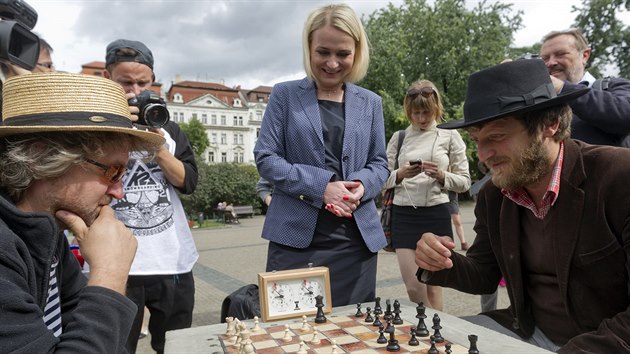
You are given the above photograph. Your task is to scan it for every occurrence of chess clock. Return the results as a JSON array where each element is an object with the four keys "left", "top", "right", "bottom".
[{"left": 258, "top": 266, "right": 332, "bottom": 322}]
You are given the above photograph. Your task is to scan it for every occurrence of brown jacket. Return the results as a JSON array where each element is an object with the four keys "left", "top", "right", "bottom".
[{"left": 419, "top": 139, "right": 630, "bottom": 353}]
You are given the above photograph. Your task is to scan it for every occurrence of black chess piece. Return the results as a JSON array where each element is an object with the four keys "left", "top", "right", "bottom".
[
  {"left": 408, "top": 330, "right": 419, "bottom": 346},
  {"left": 294, "top": 301, "right": 300, "bottom": 311},
  {"left": 355, "top": 303, "right": 363, "bottom": 317},
  {"left": 468, "top": 334, "right": 479, "bottom": 354},
  {"left": 377, "top": 325, "right": 387, "bottom": 344},
  {"left": 392, "top": 299, "right": 403, "bottom": 325},
  {"left": 385, "top": 319, "right": 393, "bottom": 333},
  {"left": 432, "top": 313, "right": 444, "bottom": 343},
  {"left": 415, "top": 302, "right": 429, "bottom": 337},
  {"left": 385, "top": 325, "right": 400, "bottom": 352},
  {"left": 364, "top": 307, "right": 373, "bottom": 322},
  {"left": 372, "top": 312, "right": 382, "bottom": 327},
  {"left": 428, "top": 335, "right": 439, "bottom": 354},
  {"left": 314, "top": 295, "right": 327, "bottom": 323},
  {"left": 445, "top": 343, "right": 452, "bottom": 354},
  {"left": 374, "top": 297, "right": 383, "bottom": 316},
  {"left": 384, "top": 299, "right": 392, "bottom": 321}
]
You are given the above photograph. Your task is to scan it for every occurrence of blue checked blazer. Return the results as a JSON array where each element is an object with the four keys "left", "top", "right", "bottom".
[{"left": 254, "top": 77, "right": 389, "bottom": 252}]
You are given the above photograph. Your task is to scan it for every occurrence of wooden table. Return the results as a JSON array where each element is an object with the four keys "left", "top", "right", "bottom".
[{"left": 165, "top": 299, "right": 552, "bottom": 353}]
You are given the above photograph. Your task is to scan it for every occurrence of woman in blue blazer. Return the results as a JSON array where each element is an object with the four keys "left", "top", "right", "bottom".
[{"left": 253, "top": 3, "right": 389, "bottom": 307}]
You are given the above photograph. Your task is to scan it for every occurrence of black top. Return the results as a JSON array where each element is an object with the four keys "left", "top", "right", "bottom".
[{"left": 319, "top": 100, "right": 345, "bottom": 178}]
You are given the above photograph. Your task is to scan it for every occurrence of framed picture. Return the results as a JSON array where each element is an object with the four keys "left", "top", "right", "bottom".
[{"left": 258, "top": 266, "right": 332, "bottom": 322}]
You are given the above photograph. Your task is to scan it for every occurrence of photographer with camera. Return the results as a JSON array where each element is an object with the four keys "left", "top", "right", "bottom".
[
  {"left": 103, "top": 39, "right": 199, "bottom": 354},
  {"left": 539, "top": 28, "right": 630, "bottom": 147}
]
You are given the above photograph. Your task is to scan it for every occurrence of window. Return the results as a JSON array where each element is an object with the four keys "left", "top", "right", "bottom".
[
  {"left": 221, "top": 133, "right": 227, "bottom": 145},
  {"left": 233, "top": 116, "right": 238, "bottom": 126},
  {"left": 238, "top": 116, "right": 243, "bottom": 126},
  {"left": 211, "top": 114, "right": 217, "bottom": 125},
  {"left": 233, "top": 152, "right": 243, "bottom": 163},
  {"left": 233, "top": 134, "right": 239, "bottom": 144},
  {"left": 238, "top": 134, "right": 243, "bottom": 145},
  {"left": 208, "top": 151, "right": 215, "bottom": 163},
  {"left": 179, "top": 112, "right": 185, "bottom": 121},
  {"left": 211, "top": 132, "right": 217, "bottom": 144},
  {"left": 202, "top": 114, "right": 208, "bottom": 124},
  {"left": 256, "top": 111, "right": 263, "bottom": 120},
  {"left": 173, "top": 93, "right": 183, "bottom": 103},
  {"left": 192, "top": 113, "right": 198, "bottom": 121},
  {"left": 221, "top": 115, "right": 226, "bottom": 125},
  {"left": 256, "top": 128, "right": 260, "bottom": 139},
  {"left": 221, "top": 152, "right": 227, "bottom": 163}
]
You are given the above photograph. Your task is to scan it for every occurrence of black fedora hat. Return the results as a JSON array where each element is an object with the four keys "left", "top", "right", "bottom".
[{"left": 438, "top": 59, "right": 589, "bottom": 129}]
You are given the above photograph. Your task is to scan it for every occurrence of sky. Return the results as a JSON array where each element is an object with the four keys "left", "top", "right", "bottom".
[{"left": 23, "top": 0, "right": 628, "bottom": 90}]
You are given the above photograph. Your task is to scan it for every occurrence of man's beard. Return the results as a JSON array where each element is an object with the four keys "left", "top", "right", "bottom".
[{"left": 490, "top": 135, "right": 552, "bottom": 190}]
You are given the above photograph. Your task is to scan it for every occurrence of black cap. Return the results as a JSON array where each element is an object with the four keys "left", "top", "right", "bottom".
[{"left": 105, "top": 39, "right": 154, "bottom": 69}]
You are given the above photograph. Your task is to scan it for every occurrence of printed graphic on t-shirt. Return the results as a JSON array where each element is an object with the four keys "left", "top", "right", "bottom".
[{"left": 112, "top": 161, "right": 175, "bottom": 236}]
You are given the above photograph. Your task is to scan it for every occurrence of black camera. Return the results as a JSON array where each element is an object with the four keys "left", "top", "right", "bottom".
[
  {"left": 128, "top": 90, "right": 170, "bottom": 128},
  {"left": 0, "top": 0, "right": 39, "bottom": 70},
  {"left": 516, "top": 52, "right": 541, "bottom": 60},
  {"left": 409, "top": 159, "right": 423, "bottom": 166}
]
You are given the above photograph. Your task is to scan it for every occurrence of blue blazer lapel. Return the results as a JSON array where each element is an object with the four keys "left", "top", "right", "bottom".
[{"left": 297, "top": 78, "right": 324, "bottom": 145}]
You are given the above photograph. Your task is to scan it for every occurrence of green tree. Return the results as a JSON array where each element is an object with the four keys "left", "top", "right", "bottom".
[
  {"left": 179, "top": 117, "right": 209, "bottom": 157},
  {"left": 363, "top": 0, "right": 523, "bottom": 140},
  {"left": 179, "top": 162, "right": 261, "bottom": 217},
  {"left": 573, "top": 0, "right": 630, "bottom": 78}
]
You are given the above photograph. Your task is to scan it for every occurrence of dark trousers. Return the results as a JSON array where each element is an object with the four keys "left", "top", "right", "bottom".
[{"left": 125, "top": 272, "right": 195, "bottom": 354}]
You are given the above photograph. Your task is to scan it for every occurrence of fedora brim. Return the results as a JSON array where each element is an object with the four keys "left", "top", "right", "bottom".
[
  {"left": 438, "top": 87, "right": 590, "bottom": 129},
  {"left": 0, "top": 125, "right": 165, "bottom": 148}
]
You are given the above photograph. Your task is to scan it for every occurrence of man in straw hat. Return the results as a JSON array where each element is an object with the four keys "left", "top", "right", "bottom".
[
  {"left": 104, "top": 39, "right": 198, "bottom": 354},
  {"left": 0, "top": 72, "right": 164, "bottom": 352},
  {"left": 415, "top": 59, "right": 630, "bottom": 353}
]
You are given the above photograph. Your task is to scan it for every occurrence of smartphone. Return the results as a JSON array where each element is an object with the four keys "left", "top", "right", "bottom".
[{"left": 409, "top": 159, "right": 422, "bottom": 166}]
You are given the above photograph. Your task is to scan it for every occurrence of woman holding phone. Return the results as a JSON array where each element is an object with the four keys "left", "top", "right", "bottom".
[{"left": 383, "top": 79, "right": 470, "bottom": 310}]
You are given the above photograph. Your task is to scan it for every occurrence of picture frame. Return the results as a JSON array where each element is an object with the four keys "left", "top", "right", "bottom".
[{"left": 257, "top": 266, "right": 332, "bottom": 322}]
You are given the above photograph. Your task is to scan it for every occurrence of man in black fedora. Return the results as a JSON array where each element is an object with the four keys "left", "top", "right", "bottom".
[
  {"left": 415, "top": 59, "right": 630, "bottom": 353},
  {"left": 0, "top": 73, "right": 164, "bottom": 352}
]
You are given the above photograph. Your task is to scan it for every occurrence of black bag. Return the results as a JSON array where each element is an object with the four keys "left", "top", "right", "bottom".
[
  {"left": 381, "top": 130, "right": 406, "bottom": 252},
  {"left": 220, "top": 284, "right": 261, "bottom": 322}
]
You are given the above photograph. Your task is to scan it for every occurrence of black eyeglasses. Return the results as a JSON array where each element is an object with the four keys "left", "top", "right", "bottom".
[
  {"left": 84, "top": 159, "right": 126, "bottom": 184},
  {"left": 406, "top": 87, "right": 436, "bottom": 99},
  {"left": 36, "top": 62, "right": 54, "bottom": 69}
]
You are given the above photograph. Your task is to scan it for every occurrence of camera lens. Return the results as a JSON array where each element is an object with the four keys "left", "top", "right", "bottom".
[{"left": 142, "top": 104, "right": 170, "bottom": 128}]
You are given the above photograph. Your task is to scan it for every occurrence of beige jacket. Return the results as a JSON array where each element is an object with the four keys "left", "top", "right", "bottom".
[{"left": 384, "top": 122, "right": 470, "bottom": 207}]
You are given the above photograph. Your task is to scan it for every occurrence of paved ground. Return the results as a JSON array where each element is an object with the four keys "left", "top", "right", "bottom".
[{"left": 138, "top": 200, "right": 509, "bottom": 353}]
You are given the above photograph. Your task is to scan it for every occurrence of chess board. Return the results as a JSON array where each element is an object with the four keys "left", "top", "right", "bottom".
[{"left": 219, "top": 313, "right": 471, "bottom": 353}]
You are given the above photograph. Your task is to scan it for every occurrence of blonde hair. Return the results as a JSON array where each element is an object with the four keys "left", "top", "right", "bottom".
[
  {"left": 542, "top": 28, "right": 589, "bottom": 52},
  {"left": 302, "top": 3, "right": 370, "bottom": 83},
  {"left": 403, "top": 80, "right": 444, "bottom": 122}
]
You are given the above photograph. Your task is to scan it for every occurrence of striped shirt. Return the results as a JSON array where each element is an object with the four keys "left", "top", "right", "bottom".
[
  {"left": 43, "top": 255, "right": 62, "bottom": 337},
  {"left": 502, "top": 142, "right": 564, "bottom": 219}
]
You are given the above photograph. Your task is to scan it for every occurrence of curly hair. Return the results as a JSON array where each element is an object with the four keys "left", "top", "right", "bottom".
[{"left": 0, "top": 132, "right": 155, "bottom": 202}]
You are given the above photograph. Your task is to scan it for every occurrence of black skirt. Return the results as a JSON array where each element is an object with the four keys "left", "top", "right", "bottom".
[
  {"left": 266, "top": 209, "right": 377, "bottom": 307},
  {"left": 391, "top": 203, "right": 453, "bottom": 249}
]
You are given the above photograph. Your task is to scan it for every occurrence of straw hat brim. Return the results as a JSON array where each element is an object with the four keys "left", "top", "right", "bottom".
[{"left": 0, "top": 125, "right": 165, "bottom": 147}]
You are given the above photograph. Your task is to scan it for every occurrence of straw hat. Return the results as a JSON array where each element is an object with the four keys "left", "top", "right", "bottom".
[
  {"left": 0, "top": 72, "right": 164, "bottom": 148},
  {"left": 438, "top": 59, "right": 589, "bottom": 129}
]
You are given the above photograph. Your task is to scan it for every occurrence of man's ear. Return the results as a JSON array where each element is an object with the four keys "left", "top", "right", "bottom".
[
  {"left": 543, "top": 118, "right": 561, "bottom": 139},
  {"left": 103, "top": 70, "right": 111, "bottom": 79},
  {"left": 581, "top": 47, "right": 591, "bottom": 66}
]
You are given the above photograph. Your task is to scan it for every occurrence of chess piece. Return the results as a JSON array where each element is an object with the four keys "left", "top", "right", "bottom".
[
  {"left": 372, "top": 312, "right": 382, "bottom": 327},
  {"left": 364, "top": 307, "right": 373, "bottom": 322},
  {"left": 384, "top": 298, "right": 392, "bottom": 321},
  {"left": 252, "top": 316, "right": 261, "bottom": 332},
  {"left": 242, "top": 339, "right": 255, "bottom": 354},
  {"left": 294, "top": 301, "right": 300, "bottom": 311},
  {"left": 432, "top": 314, "right": 444, "bottom": 343},
  {"left": 445, "top": 343, "right": 452, "bottom": 354},
  {"left": 385, "top": 324, "right": 400, "bottom": 352},
  {"left": 225, "top": 316, "right": 236, "bottom": 336},
  {"left": 314, "top": 295, "right": 327, "bottom": 323},
  {"left": 374, "top": 297, "right": 383, "bottom": 316},
  {"left": 468, "top": 334, "right": 479, "bottom": 354},
  {"left": 330, "top": 339, "right": 339, "bottom": 354},
  {"left": 428, "top": 335, "right": 439, "bottom": 354},
  {"left": 297, "top": 340, "right": 308, "bottom": 354},
  {"left": 301, "top": 315, "right": 310, "bottom": 332},
  {"left": 415, "top": 303, "right": 429, "bottom": 337},
  {"left": 377, "top": 325, "right": 387, "bottom": 344},
  {"left": 408, "top": 329, "right": 419, "bottom": 346},
  {"left": 392, "top": 299, "right": 403, "bottom": 325},
  {"left": 311, "top": 328, "right": 321, "bottom": 344},
  {"left": 385, "top": 319, "right": 393, "bottom": 333},
  {"left": 283, "top": 324, "right": 292, "bottom": 342},
  {"left": 355, "top": 303, "right": 363, "bottom": 317}
]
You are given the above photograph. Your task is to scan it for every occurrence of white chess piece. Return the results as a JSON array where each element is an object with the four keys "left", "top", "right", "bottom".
[
  {"left": 297, "top": 340, "right": 308, "bottom": 354},
  {"left": 225, "top": 316, "right": 236, "bottom": 336},
  {"left": 330, "top": 339, "right": 339, "bottom": 354},
  {"left": 282, "top": 324, "right": 292, "bottom": 342},
  {"left": 252, "top": 316, "right": 261, "bottom": 332},
  {"left": 310, "top": 327, "right": 320, "bottom": 344},
  {"left": 242, "top": 339, "right": 255, "bottom": 354},
  {"left": 300, "top": 315, "right": 310, "bottom": 332}
]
